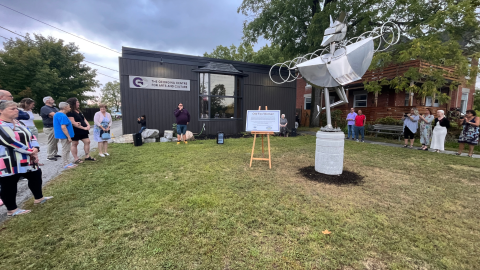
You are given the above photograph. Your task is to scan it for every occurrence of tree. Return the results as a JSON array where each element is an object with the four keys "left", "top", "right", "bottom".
[
  {"left": 100, "top": 81, "right": 121, "bottom": 111},
  {"left": 204, "top": 43, "right": 285, "bottom": 65},
  {"left": 238, "top": 0, "right": 480, "bottom": 125},
  {"left": 0, "top": 34, "right": 99, "bottom": 112},
  {"left": 474, "top": 88, "right": 480, "bottom": 111}
]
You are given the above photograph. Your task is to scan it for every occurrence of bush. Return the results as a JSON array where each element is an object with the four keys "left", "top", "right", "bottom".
[
  {"left": 319, "top": 109, "right": 347, "bottom": 129},
  {"left": 375, "top": 116, "right": 403, "bottom": 126}
]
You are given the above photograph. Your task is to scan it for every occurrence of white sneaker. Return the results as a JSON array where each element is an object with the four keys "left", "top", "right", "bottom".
[
  {"left": 104, "top": 153, "right": 110, "bottom": 156},
  {"left": 356, "top": 139, "right": 359, "bottom": 142},
  {"left": 99, "top": 154, "right": 105, "bottom": 157}
]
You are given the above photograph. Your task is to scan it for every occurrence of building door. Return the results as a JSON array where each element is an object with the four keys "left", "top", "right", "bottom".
[{"left": 460, "top": 92, "right": 469, "bottom": 113}]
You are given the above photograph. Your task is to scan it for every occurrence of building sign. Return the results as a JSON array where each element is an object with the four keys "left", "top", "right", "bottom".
[
  {"left": 129, "top": 76, "right": 190, "bottom": 91},
  {"left": 246, "top": 110, "right": 281, "bottom": 132}
]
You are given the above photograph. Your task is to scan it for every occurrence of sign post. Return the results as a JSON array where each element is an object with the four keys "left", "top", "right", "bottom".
[{"left": 246, "top": 107, "right": 280, "bottom": 169}]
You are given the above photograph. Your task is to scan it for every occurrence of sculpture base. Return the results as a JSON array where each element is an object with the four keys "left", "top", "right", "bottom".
[{"left": 315, "top": 131, "right": 344, "bottom": 175}]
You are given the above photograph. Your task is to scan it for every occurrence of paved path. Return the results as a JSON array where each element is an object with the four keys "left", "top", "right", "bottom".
[
  {"left": 0, "top": 121, "right": 123, "bottom": 222},
  {"left": 299, "top": 131, "right": 480, "bottom": 158}
]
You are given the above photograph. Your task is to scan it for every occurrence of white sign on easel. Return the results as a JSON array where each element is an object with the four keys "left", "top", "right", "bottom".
[{"left": 246, "top": 110, "right": 281, "bottom": 132}]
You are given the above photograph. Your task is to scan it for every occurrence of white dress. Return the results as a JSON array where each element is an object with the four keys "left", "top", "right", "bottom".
[{"left": 430, "top": 120, "right": 447, "bottom": 151}]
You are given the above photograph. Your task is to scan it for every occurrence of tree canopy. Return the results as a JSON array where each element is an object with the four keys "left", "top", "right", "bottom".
[
  {"left": 0, "top": 34, "right": 99, "bottom": 112},
  {"left": 204, "top": 43, "right": 285, "bottom": 65},
  {"left": 100, "top": 81, "right": 121, "bottom": 112}
]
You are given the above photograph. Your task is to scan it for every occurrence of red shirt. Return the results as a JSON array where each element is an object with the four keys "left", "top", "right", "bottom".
[{"left": 355, "top": 114, "right": 366, "bottom": 127}]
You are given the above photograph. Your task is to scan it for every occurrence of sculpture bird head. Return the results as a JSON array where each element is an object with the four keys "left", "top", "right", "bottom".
[{"left": 321, "top": 11, "right": 347, "bottom": 46}]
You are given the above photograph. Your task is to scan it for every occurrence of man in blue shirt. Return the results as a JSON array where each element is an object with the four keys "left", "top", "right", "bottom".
[
  {"left": 54, "top": 102, "right": 76, "bottom": 169},
  {"left": 346, "top": 108, "right": 357, "bottom": 140}
]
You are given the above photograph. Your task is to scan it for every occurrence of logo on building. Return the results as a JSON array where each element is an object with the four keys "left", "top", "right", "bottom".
[{"left": 132, "top": 77, "right": 149, "bottom": 88}]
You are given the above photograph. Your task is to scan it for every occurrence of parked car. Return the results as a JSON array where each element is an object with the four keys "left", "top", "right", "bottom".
[{"left": 112, "top": 110, "right": 122, "bottom": 119}]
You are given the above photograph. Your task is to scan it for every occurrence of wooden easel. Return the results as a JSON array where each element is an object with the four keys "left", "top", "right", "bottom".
[{"left": 249, "top": 106, "right": 274, "bottom": 169}]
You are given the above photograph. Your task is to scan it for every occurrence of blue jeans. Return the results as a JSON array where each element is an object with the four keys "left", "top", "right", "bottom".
[
  {"left": 139, "top": 126, "right": 146, "bottom": 134},
  {"left": 354, "top": 126, "right": 365, "bottom": 140},
  {"left": 176, "top": 124, "right": 187, "bottom": 135},
  {"left": 347, "top": 125, "right": 354, "bottom": 139}
]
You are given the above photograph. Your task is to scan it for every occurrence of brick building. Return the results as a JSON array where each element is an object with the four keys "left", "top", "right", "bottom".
[{"left": 296, "top": 60, "right": 477, "bottom": 125}]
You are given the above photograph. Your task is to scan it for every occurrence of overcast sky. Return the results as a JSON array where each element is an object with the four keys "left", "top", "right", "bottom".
[{"left": 0, "top": 0, "right": 267, "bottom": 97}]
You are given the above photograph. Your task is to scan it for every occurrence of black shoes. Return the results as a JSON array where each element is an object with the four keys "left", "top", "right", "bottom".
[
  {"left": 47, "top": 157, "right": 57, "bottom": 161},
  {"left": 54, "top": 155, "right": 62, "bottom": 158}
]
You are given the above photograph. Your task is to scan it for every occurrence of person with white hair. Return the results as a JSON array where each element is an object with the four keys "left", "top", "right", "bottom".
[
  {"left": 53, "top": 102, "right": 76, "bottom": 169},
  {"left": 40, "top": 96, "right": 61, "bottom": 161},
  {"left": 430, "top": 110, "right": 450, "bottom": 153},
  {"left": 0, "top": 89, "right": 30, "bottom": 120},
  {"left": 280, "top": 114, "right": 288, "bottom": 137}
]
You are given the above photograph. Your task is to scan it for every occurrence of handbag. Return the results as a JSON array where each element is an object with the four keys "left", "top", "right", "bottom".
[{"left": 100, "top": 130, "right": 111, "bottom": 140}]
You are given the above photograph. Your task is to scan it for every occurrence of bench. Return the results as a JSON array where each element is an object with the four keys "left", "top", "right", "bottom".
[{"left": 369, "top": 124, "right": 404, "bottom": 140}]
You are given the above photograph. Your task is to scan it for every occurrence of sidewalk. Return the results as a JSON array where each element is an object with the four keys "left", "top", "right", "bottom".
[
  {"left": 0, "top": 121, "right": 123, "bottom": 222},
  {"left": 299, "top": 131, "right": 480, "bottom": 158}
]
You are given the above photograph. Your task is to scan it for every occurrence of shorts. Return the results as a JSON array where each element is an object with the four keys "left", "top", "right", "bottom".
[
  {"left": 404, "top": 127, "right": 415, "bottom": 139},
  {"left": 176, "top": 124, "right": 187, "bottom": 135},
  {"left": 72, "top": 132, "right": 89, "bottom": 141}
]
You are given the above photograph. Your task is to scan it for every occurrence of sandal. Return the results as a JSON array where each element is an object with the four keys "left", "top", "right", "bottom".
[
  {"left": 455, "top": 152, "right": 461, "bottom": 156},
  {"left": 34, "top": 196, "right": 53, "bottom": 205},
  {"left": 467, "top": 154, "right": 473, "bottom": 158},
  {"left": 74, "top": 159, "right": 84, "bottom": 164},
  {"left": 403, "top": 145, "right": 408, "bottom": 148},
  {"left": 7, "top": 208, "right": 31, "bottom": 217},
  {"left": 84, "top": 156, "right": 96, "bottom": 161},
  {"left": 64, "top": 163, "right": 77, "bottom": 169}
]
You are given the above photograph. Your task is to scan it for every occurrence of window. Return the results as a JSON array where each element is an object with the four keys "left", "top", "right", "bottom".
[
  {"left": 460, "top": 92, "right": 469, "bottom": 114},
  {"left": 199, "top": 73, "right": 242, "bottom": 119},
  {"left": 305, "top": 97, "right": 311, "bottom": 110},
  {"left": 354, "top": 94, "right": 367, "bottom": 107},
  {"left": 425, "top": 96, "right": 432, "bottom": 107},
  {"left": 404, "top": 94, "right": 410, "bottom": 106}
]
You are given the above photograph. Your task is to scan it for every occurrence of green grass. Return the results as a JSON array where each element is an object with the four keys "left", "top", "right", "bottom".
[
  {"left": 34, "top": 120, "right": 95, "bottom": 134},
  {"left": 0, "top": 136, "right": 479, "bottom": 269}
]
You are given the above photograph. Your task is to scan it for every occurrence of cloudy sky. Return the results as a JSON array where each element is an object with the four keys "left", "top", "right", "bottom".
[{"left": 0, "top": 0, "right": 267, "bottom": 96}]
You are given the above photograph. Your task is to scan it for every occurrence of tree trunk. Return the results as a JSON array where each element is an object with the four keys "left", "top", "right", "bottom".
[{"left": 310, "top": 86, "right": 322, "bottom": 127}]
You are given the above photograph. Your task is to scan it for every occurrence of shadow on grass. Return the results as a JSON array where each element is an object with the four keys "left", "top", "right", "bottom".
[{"left": 298, "top": 166, "right": 364, "bottom": 186}]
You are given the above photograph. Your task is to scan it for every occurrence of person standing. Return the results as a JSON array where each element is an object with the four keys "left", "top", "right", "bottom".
[
  {"left": 418, "top": 108, "right": 435, "bottom": 151},
  {"left": 346, "top": 108, "right": 357, "bottom": 140},
  {"left": 66, "top": 98, "right": 96, "bottom": 164},
  {"left": 54, "top": 102, "right": 76, "bottom": 169},
  {"left": 19, "top": 98, "right": 44, "bottom": 166},
  {"left": 456, "top": 110, "right": 479, "bottom": 157},
  {"left": 174, "top": 103, "right": 190, "bottom": 145},
  {"left": 430, "top": 110, "right": 450, "bottom": 153},
  {"left": 280, "top": 114, "right": 288, "bottom": 137},
  {"left": 93, "top": 104, "right": 112, "bottom": 157},
  {"left": 0, "top": 90, "right": 29, "bottom": 120},
  {"left": 137, "top": 115, "right": 147, "bottom": 134},
  {"left": 40, "top": 96, "right": 61, "bottom": 161},
  {"left": 0, "top": 100, "right": 53, "bottom": 217},
  {"left": 402, "top": 108, "right": 420, "bottom": 148},
  {"left": 354, "top": 110, "right": 366, "bottom": 142}
]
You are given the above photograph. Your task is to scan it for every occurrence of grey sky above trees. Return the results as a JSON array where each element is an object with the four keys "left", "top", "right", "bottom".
[{"left": 0, "top": 0, "right": 267, "bottom": 95}]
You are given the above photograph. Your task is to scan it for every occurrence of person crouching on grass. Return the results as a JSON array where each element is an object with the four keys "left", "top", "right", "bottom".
[
  {"left": 54, "top": 102, "right": 76, "bottom": 169},
  {"left": 174, "top": 103, "right": 190, "bottom": 144},
  {"left": 0, "top": 100, "right": 53, "bottom": 217}
]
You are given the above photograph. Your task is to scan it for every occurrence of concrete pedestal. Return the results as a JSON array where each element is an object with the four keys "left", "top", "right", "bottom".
[{"left": 315, "top": 131, "right": 344, "bottom": 175}]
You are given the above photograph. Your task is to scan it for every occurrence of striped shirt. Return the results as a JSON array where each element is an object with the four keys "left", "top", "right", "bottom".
[{"left": 0, "top": 120, "right": 40, "bottom": 176}]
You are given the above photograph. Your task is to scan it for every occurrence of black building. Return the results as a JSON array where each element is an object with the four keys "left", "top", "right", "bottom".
[{"left": 119, "top": 47, "right": 296, "bottom": 135}]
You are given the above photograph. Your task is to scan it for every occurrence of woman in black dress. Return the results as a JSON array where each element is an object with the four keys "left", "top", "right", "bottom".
[{"left": 66, "top": 98, "right": 96, "bottom": 163}]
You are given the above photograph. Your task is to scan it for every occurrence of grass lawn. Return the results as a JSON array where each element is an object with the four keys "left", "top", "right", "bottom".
[
  {"left": 34, "top": 120, "right": 95, "bottom": 134},
  {"left": 0, "top": 136, "right": 479, "bottom": 269}
]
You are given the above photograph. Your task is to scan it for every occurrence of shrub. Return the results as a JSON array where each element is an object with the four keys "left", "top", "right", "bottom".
[{"left": 375, "top": 116, "right": 403, "bottom": 126}]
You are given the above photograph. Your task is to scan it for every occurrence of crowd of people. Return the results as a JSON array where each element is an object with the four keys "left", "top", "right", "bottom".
[
  {"left": 0, "top": 89, "right": 113, "bottom": 216},
  {"left": 346, "top": 107, "right": 480, "bottom": 157}
]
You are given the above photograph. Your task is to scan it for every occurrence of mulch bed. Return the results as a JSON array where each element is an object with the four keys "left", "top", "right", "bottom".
[{"left": 298, "top": 166, "right": 364, "bottom": 186}]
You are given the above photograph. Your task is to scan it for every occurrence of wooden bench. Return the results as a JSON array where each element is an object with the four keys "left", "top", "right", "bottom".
[{"left": 370, "top": 124, "right": 404, "bottom": 140}]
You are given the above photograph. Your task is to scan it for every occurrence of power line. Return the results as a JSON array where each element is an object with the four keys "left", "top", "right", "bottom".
[
  {"left": 83, "top": 60, "right": 119, "bottom": 72},
  {"left": 0, "top": 25, "right": 119, "bottom": 74},
  {"left": 0, "top": 3, "right": 121, "bottom": 54},
  {"left": 96, "top": 72, "right": 118, "bottom": 80}
]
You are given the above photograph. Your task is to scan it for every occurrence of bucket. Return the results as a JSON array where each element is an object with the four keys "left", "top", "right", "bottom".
[{"left": 164, "top": 130, "right": 173, "bottom": 139}]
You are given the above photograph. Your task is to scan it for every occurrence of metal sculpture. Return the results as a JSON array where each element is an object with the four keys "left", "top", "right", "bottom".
[{"left": 270, "top": 12, "right": 400, "bottom": 131}]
